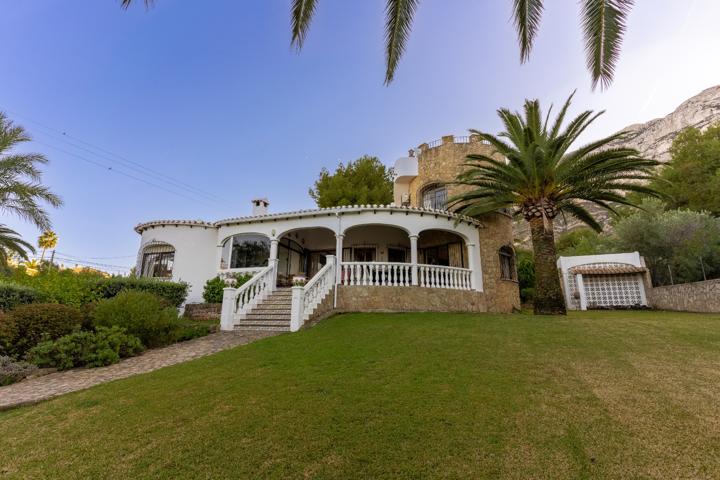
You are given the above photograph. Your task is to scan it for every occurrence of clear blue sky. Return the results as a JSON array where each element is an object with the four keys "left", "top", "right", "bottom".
[{"left": 1, "top": 0, "right": 718, "bottom": 272}]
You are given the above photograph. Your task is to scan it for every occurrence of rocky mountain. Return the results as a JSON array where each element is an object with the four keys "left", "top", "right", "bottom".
[
  {"left": 610, "top": 84, "right": 720, "bottom": 161},
  {"left": 513, "top": 85, "right": 720, "bottom": 245}
]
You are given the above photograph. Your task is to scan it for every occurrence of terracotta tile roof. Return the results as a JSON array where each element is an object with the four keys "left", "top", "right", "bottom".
[
  {"left": 135, "top": 204, "right": 488, "bottom": 234},
  {"left": 569, "top": 265, "right": 647, "bottom": 275}
]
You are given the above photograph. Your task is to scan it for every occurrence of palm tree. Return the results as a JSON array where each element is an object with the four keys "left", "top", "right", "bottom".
[
  {"left": 0, "top": 225, "right": 35, "bottom": 268},
  {"left": 0, "top": 112, "right": 63, "bottom": 231},
  {"left": 122, "top": 1, "right": 632, "bottom": 89},
  {"left": 38, "top": 230, "right": 58, "bottom": 261},
  {"left": 448, "top": 93, "right": 660, "bottom": 314}
]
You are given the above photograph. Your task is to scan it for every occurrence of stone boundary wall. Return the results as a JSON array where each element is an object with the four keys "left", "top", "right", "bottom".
[
  {"left": 184, "top": 303, "right": 222, "bottom": 320},
  {"left": 650, "top": 279, "right": 720, "bottom": 313},
  {"left": 335, "top": 285, "right": 496, "bottom": 313}
]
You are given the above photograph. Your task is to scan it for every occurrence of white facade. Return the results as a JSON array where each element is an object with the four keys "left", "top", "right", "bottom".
[
  {"left": 557, "top": 252, "right": 649, "bottom": 310},
  {"left": 136, "top": 204, "right": 487, "bottom": 305}
]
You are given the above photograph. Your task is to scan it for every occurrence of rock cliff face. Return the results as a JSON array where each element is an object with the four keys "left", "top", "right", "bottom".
[
  {"left": 513, "top": 85, "right": 720, "bottom": 245},
  {"left": 609, "top": 85, "right": 720, "bottom": 162}
]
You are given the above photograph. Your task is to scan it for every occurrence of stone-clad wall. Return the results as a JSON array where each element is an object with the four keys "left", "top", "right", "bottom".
[
  {"left": 650, "top": 279, "right": 720, "bottom": 313},
  {"left": 335, "top": 285, "right": 503, "bottom": 313},
  {"left": 184, "top": 303, "right": 221, "bottom": 320},
  {"left": 477, "top": 213, "right": 521, "bottom": 313},
  {"left": 409, "top": 135, "right": 496, "bottom": 207}
]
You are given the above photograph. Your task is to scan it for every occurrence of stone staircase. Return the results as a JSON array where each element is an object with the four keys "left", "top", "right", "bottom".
[{"left": 234, "top": 288, "right": 292, "bottom": 332}]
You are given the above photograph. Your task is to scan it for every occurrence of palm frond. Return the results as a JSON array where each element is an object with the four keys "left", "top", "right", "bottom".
[
  {"left": 580, "top": 0, "right": 634, "bottom": 90},
  {"left": 120, "top": 0, "right": 153, "bottom": 9},
  {"left": 0, "top": 224, "right": 35, "bottom": 266},
  {"left": 512, "top": 0, "right": 544, "bottom": 62},
  {"left": 290, "top": 0, "right": 319, "bottom": 50},
  {"left": 384, "top": 0, "right": 419, "bottom": 85}
]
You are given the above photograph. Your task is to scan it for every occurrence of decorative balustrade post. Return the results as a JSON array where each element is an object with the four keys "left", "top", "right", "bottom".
[
  {"left": 409, "top": 234, "right": 419, "bottom": 286},
  {"left": 290, "top": 286, "right": 304, "bottom": 332},
  {"left": 335, "top": 234, "right": 344, "bottom": 286},
  {"left": 220, "top": 287, "right": 237, "bottom": 331}
]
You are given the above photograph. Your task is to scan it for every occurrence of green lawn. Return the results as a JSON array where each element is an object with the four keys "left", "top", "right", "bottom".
[{"left": 2, "top": 311, "right": 720, "bottom": 479}]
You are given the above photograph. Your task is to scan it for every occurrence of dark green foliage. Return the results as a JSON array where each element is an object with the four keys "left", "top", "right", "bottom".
[
  {"left": 0, "top": 282, "right": 43, "bottom": 311},
  {"left": 92, "top": 277, "right": 189, "bottom": 308},
  {"left": 0, "top": 355, "right": 38, "bottom": 386},
  {"left": 309, "top": 155, "right": 394, "bottom": 208},
  {"left": 202, "top": 277, "right": 226, "bottom": 304},
  {"left": 27, "top": 326, "right": 143, "bottom": 370},
  {"left": 651, "top": 123, "right": 720, "bottom": 216},
  {"left": 612, "top": 199, "right": 720, "bottom": 286},
  {"left": 5, "top": 303, "right": 83, "bottom": 358},
  {"left": 555, "top": 228, "right": 615, "bottom": 257},
  {"left": 91, "top": 291, "right": 181, "bottom": 348},
  {"left": 173, "top": 320, "right": 213, "bottom": 343},
  {"left": 516, "top": 249, "right": 535, "bottom": 304}
]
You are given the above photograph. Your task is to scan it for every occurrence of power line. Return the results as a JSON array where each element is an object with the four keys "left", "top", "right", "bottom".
[
  {"left": 55, "top": 251, "right": 136, "bottom": 260},
  {"left": 35, "top": 140, "right": 219, "bottom": 207},
  {"left": 2, "top": 108, "right": 230, "bottom": 204}
]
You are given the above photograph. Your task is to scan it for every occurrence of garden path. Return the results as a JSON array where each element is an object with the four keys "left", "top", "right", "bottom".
[{"left": 0, "top": 330, "right": 278, "bottom": 410}]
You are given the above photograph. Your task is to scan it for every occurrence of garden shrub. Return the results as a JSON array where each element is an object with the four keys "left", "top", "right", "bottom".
[
  {"left": 8, "top": 268, "right": 102, "bottom": 307},
  {"left": 27, "top": 326, "right": 143, "bottom": 370},
  {"left": 91, "top": 291, "right": 181, "bottom": 348},
  {"left": 174, "top": 319, "right": 213, "bottom": 342},
  {"left": 0, "top": 355, "right": 38, "bottom": 386},
  {"left": 0, "top": 312, "right": 18, "bottom": 357},
  {"left": 0, "top": 282, "right": 44, "bottom": 311},
  {"left": 92, "top": 277, "right": 189, "bottom": 308},
  {"left": 202, "top": 277, "right": 226, "bottom": 303},
  {"left": 7, "top": 304, "right": 84, "bottom": 358}
]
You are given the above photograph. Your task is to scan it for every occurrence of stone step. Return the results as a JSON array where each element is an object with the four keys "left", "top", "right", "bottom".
[
  {"left": 245, "top": 313, "right": 291, "bottom": 320},
  {"left": 237, "top": 319, "right": 290, "bottom": 327},
  {"left": 235, "top": 326, "right": 290, "bottom": 332},
  {"left": 251, "top": 308, "right": 291, "bottom": 314}
]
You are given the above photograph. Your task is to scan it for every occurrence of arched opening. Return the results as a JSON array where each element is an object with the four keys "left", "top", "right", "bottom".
[
  {"left": 499, "top": 245, "right": 516, "bottom": 281},
  {"left": 420, "top": 183, "right": 448, "bottom": 210},
  {"left": 276, "top": 227, "right": 336, "bottom": 286},
  {"left": 140, "top": 242, "right": 175, "bottom": 278},
  {"left": 220, "top": 233, "right": 270, "bottom": 270},
  {"left": 342, "top": 224, "right": 410, "bottom": 263},
  {"left": 418, "top": 229, "right": 467, "bottom": 268}
]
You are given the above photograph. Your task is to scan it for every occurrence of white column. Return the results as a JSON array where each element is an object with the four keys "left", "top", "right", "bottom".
[
  {"left": 269, "top": 238, "right": 279, "bottom": 262},
  {"left": 576, "top": 274, "right": 587, "bottom": 310},
  {"left": 466, "top": 242, "right": 482, "bottom": 291},
  {"left": 290, "top": 285, "right": 304, "bottom": 332},
  {"left": 335, "top": 234, "right": 344, "bottom": 285},
  {"left": 637, "top": 273, "right": 648, "bottom": 306},
  {"left": 216, "top": 244, "right": 225, "bottom": 271},
  {"left": 220, "top": 287, "right": 236, "bottom": 331},
  {"left": 409, "top": 234, "right": 419, "bottom": 286}
]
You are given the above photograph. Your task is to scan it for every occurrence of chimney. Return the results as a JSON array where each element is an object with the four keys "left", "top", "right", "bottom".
[{"left": 251, "top": 198, "right": 269, "bottom": 216}]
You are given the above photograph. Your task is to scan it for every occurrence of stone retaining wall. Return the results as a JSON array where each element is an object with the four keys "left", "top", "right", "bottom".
[
  {"left": 335, "top": 285, "right": 500, "bottom": 313},
  {"left": 184, "top": 303, "right": 221, "bottom": 320},
  {"left": 650, "top": 279, "right": 720, "bottom": 313}
]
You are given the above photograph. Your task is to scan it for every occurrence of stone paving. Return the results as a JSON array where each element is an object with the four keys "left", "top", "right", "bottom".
[{"left": 0, "top": 330, "right": 279, "bottom": 410}]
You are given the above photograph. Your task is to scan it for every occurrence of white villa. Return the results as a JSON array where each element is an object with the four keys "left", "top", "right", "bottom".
[{"left": 135, "top": 135, "right": 521, "bottom": 331}]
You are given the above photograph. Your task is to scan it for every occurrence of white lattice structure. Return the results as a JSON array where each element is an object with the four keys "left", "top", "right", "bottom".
[{"left": 557, "top": 253, "right": 649, "bottom": 310}]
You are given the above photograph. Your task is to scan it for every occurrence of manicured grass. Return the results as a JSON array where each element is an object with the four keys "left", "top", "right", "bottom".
[{"left": 2, "top": 311, "right": 720, "bottom": 479}]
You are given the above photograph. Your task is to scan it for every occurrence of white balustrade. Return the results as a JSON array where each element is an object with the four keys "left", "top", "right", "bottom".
[
  {"left": 220, "top": 262, "right": 276, "bottom": 330},
  {"left": 341, "top": 262, "right": 413, "bottom": 287},
  {"left": 417, "top": 264, "right": 472, "bottom": 290},
  {"left": 291, "top": 256, "right": 336, "bottom": 332}
]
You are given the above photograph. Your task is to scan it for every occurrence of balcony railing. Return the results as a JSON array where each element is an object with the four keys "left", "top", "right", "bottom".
[{"left": 340, "top": 262, "right": 471, "bottom": 290}]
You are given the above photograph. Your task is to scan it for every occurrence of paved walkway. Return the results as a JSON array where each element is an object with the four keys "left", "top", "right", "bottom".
[{"left": 0, "top": 330, "right": 278, "bottom": 410}]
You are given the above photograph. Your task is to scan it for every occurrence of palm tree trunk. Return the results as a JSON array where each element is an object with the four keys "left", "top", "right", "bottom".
[
  {"left": 528, "top": 217, "right": 566, "bottom": 315},
  {"left": 40, "top": 247, "right": 46, "bottom": 262}
]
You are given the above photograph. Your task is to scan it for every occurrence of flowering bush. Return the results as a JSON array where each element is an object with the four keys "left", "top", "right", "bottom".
[{"left": 0, "top": 355, "right": 38, "bottom": 386}]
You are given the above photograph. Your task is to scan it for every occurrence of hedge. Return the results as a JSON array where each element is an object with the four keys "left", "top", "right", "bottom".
[
  {"left": 91, "top": 277, "right": 189, "bottom": 308},
  {"left": 0, "top": 283, "right": 43, "bottom": 312}
]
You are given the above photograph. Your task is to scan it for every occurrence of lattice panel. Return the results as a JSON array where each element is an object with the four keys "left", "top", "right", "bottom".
[{"left": 583, "top": 274, "right": 643, "bottom": 308}]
